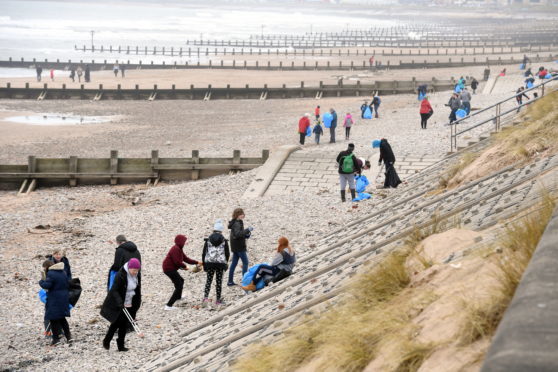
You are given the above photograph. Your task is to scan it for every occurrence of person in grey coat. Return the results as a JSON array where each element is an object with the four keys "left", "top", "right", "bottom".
[
  {"left": 447, "top": 93, "right": 462, "bottom": 124},
  {"left": 460, "top": 88, "right": 472, "bottom": 115}
]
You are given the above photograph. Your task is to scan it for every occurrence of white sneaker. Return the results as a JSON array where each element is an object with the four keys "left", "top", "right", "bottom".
[{"left": 164, "top": 305, "right": 177, "bottom": 311}]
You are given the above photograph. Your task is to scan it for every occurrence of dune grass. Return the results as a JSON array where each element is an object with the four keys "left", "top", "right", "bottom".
[
  {"left": 459, "top": 192, "right": 556, "bottom": 345},
  {"left": 439, "top": 152, "right": 477, "bottom": 189},
  {"left": 394, "top": 341, "right": 437, "bottom": 372}
]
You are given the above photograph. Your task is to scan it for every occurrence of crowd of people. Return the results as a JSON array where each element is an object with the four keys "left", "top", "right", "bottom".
[
  {"left": 38, "top": 209, "right": 296, "bottom": 351},
  {"left": 35, "top": 63, "right": 129, "bottom": 83}
]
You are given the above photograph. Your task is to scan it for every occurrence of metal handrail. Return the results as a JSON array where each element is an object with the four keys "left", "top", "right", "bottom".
[{"left": 450, "top": 74, "right": 558, "bottom": 151}]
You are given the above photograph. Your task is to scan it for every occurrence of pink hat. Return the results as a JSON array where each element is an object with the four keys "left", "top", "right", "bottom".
[{"left": 128, "top": 258, "right": 141, "bottom": 269}]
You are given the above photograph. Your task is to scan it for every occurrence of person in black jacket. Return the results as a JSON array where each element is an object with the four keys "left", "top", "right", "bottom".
[
  {"left": 227, "top": 208, "right": 253, "bottom": 286},
  {"left": 336, "top": 143, "right": 361, "bottom": 202},
  {"left": 202, "top": 219, "right": 230, "bottom": 307},
  {"left": 39, "top": 261, "right": 71, "bottom": 345},
  {"left": 101, "top": 258, "right": 141, "bottom": 351},
  {"left": 329, "top": 108, "right": 337, "bottom": 143},
  {"left": 378, "top": 138, "right": 401, "bottom": 188},
  {"left": 108, "top": 235, "right": 141, "bottom": 290}
]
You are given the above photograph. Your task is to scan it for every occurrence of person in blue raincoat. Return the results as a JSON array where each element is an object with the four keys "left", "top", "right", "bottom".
[{"left": 39, "top": 260, "right": 72, "bottom": 345}]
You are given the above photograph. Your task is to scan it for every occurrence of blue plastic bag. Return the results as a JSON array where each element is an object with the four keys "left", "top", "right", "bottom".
[
  {"left": 322, "top": 113, "right": 333, "bottom": 128},
  {"left": 520, "top": 63, "right": 525, "bottom": 70},
  {"left": 363, "top": 106, "right": 372, "bottom": 119},
  {"left": 306, "top": 125, "right": 312, "bottom": 137},
  {"left": 355, "top": 175, "right": 370, "bottom": 193},
  {"left": 456, "top": 109, "right": 467, "bottom": 119},
  {"left": 353, "top": 192, "right": 372, "bottom": 202},
  {"left": 418, "top": 92, "right": 425, "bottom": 101},
  {"left": 454, "top": 85, "right": 462, "bottom": 93},
  {"left": 242, "top": 264, "right": 267, "bottom": 291},
  {"left": 526, "top": 81, "right": 534, "bottom": 89},
  {"left": 545, "top": 73, "right": 551, "bottom": 79}
]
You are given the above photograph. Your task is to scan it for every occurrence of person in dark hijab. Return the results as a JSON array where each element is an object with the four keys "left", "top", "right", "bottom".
[{"left": 378, "top": 138, "right": 401, "bottom": 188}]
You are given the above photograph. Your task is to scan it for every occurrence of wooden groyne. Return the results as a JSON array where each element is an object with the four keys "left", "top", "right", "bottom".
[
  {"left": 1, "top": 53, "right": 556, "bottom": 72},
  {"left": 0, "top": 77, "right": 473, "bottom": 101},
  {"left": 0, "top": 150, "right": 269, "bottom": 192}
]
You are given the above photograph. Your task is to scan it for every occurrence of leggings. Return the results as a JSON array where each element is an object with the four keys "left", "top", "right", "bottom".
[
  {"left": 345, "top": 127, "right": 351, "bottom": 138},
  {"left": 420, "top": 113, "right": 430, "bottom": 129},
  {"left": 204, "top": 268, "right": 224, "bottom": 300}
]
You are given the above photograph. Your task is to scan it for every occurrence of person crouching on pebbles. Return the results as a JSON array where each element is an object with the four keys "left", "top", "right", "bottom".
[
  {"left": 162, "top": 234, "right": 201, "bottom": 310},
  {"left": 101, "top": 258, "right": 141, "bottom": 351},
  {"left": 202, "top": 219, "right": 230, "bottom": 308}
]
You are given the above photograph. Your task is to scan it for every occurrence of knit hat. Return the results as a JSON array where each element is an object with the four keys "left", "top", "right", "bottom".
[
  {"left": 175, "top": 234, "right": 187, "bottom": 247},
  {"left": 372, "top": 139, "right": 381, "bottom": 148},
  {"left": 128, "top": 258, "right": 141, "bottom": 269},
  {"left": 213, "top": 219, "right": 224, "bottom": 232}
]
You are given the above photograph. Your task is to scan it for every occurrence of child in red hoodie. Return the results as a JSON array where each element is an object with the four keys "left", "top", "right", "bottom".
[{"left": 162, "top": 235, "right": 201, "bottom": 310}]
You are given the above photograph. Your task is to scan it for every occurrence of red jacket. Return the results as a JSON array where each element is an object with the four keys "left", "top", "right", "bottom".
[
  {"left": 314, "top": 107, "right": 320, "bottom": 116},
  {"left": 298, "top": 116, "right": 310, "bottom": 133},
  {"left": 419, "top": 99, "right": 433, "bottom": 114},
  {"left": 162, "top": 239, "right": 198, "bottom": 272}
]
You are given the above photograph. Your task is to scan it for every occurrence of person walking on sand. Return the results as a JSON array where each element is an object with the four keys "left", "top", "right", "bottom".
[
  {"left": 336, "top": 143, "right": 360, "bottom": 202},
  {"left": 313, "top": 120, "right": 324, "bottom": 145},
  {"left": 113, "top": 63, "right": 119, "bottom": 77},
  {"left": 69, "top": 67, "right": 75, "bottom": 82},
  {"left": 343, "top": 113, "right": 354, "bottom": 140},
  {"left": 471, "top": 78, "right": 478, "bottom": 94},
  {"left": 298, "top": 113, "right": 311, "bottom": 145},
  {"left": 460, "top": 87, "right": 472, "bottom": 115},
  {"left": 39, "top": 259, "right": 72, "bottom": 346},
  {"left": 329, "top": 108, "right": 338, "bottom": 143},
  {"left": 419, "top": 96, "right": 433, "bottom": 129},
  {"left": 76, "top": 66, "right": 83, "bottom": 83},
  {"left": 50, "top": 69, "right": 54, "bottom": 81},
  {"left": 120, "top": 64, "right": 125, "bottom": 78},
  {"left": 372, "top": 95, "right": 381, "bottom": 118},
  {"left": 202, "top": 219, "right": 230, "bottom": 308},
  {"left": 36, "top": 66, "right": 43, "bottom": 82},
  {"left": 314, "top": 105, "right": 320, "bottom": 120},
  {"left": 227, "top": 208, "right": 254, "bottom": 286},
  {"left": 101, "top": 258, "right": 141, "bottom": 351},
  {"left": 162, "top": 234, "right": 201, "bottom": 310},
  {"left": 84, "top": 65, "right": 91, "bottom": 83}
]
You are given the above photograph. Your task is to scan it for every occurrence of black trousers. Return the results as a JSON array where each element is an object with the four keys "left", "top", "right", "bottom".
[
  {"left": 329, "top": 126, "right": 336, "bottom": 143},
  {"left": 105, "top": 310, "right": 128, "bottom": 344},
  {"left": 165, "top": 270, "right": 184, "bottom": 307},
  {"left": 345, "top": 127, "right": 351, "bottom": 138},
  {"left": 50, "top": 318, "right": 70, "bottom": 341},
  {"left": 299, "top": 132, "right": 306, "bottom": 145},
  {"left": 420, "top": 113, "right": 430, "bottom": 129}
]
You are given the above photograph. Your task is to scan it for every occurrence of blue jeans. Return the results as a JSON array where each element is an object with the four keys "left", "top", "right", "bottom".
[{"left": 228, "top": 251, "right": 249, "bottom": 284}]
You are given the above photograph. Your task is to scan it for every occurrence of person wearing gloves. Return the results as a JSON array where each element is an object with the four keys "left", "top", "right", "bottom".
[
  {"left": 101, "top": 258, "right": 141, "bottom": 351},
  {"left": 162, "top": 234, "right": 201, "bottom": 310},
  {"left": 227, "top": 208, "right": 254, "bottom": 286},
  {"left": 39, "top": 260, "right": 72, "bottom": 345},
  {"left": 202, "top": 219, "right": 230, "bottom": 308}
]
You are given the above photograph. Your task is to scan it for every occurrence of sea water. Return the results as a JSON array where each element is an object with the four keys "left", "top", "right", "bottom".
[{"left": 0, "top": 0, "right": 401, "bottom": 75}]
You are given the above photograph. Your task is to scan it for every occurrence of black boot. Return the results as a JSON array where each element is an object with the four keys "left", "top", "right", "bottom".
[
  {"left": 340, "top": 190, "right": 346, "bottom": 202},
  {"left": 350, "top": 189, "right": 356, "bottom": 201},
  {"left": 103, "top": 335, "right": 111, "bottom": 350},
  {"left": 117, "top": 338, "right": 128, "bottom": 352}
]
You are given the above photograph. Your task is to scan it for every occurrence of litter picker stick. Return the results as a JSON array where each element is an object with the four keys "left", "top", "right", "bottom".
[
  {"left": 123, "top": 308, "right": 144, "bottom": 337},
  {"left": 375, "top": 163, "right": 385, "bottom": 183}
]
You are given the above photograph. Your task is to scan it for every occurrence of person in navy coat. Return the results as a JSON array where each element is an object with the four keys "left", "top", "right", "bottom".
[{"left": 39, "top": 262, "right": 71, "bottom": 345}]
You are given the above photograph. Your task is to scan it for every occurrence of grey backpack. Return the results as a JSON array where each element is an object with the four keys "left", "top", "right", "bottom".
[{"left": 206, "top": 240, "right": 226, "bottom": 264}]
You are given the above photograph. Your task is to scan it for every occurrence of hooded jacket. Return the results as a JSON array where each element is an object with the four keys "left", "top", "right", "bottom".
[
  {"left": 379, "top": 139, "right": 396, "bottom": 164},
  {"left": 162, "top": 235, "right": 199, "bottom": 272},
  {"left": 100, "top": 263, "right": 141, "bottom": 324},
  {"left": 110, "top": 241, "right": 141, "bottom": 273},
  {"left": 202, "top": 232, "right": 230, "bottom": 270},
  {"left": 228, "top": 219, "right": 250, "bottom": 253},
  {"left": 47, "top": 255, "right": 72, "bottom": 280},
  {"left": 298, "top": 116, "right": 311, "bottom": 134},
  {"left": 343, "top": 115, "right": 354, "bottom": 127},
  {"left": 39, "top": 262, "right": 70, "bottom": 320}
]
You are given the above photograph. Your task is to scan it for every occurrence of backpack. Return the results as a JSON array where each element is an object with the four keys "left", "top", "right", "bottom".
[
  {"left": 342, "top": 155, "right": 354, "bottom": 173},
  {"left": 205, "top": 239, "right": 226, "bottom": 264}
]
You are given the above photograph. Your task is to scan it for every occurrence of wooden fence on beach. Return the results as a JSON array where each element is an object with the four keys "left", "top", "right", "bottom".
[
  {"left": 0, "top": 150, "right": 269, "bottom": 192},
  {"left": 0, "top": 77, "right": 475, "bottom": 101},
  {"left": 1, "top": 53, "right": 556, "bottom": 72}
]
